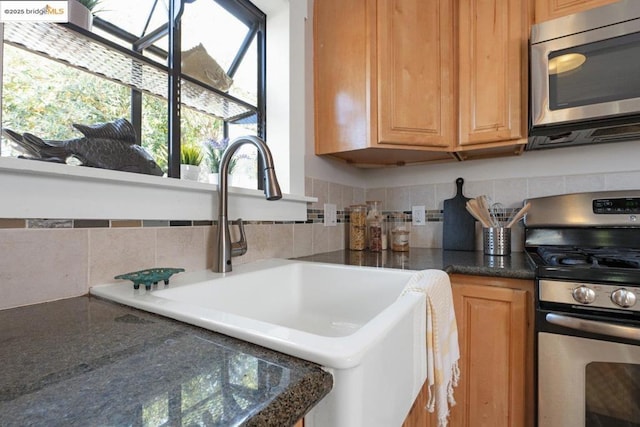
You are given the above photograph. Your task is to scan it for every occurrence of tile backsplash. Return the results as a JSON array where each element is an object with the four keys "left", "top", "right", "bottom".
[{"left": 2, "top": 169, "right": 639, "bottom": 310}]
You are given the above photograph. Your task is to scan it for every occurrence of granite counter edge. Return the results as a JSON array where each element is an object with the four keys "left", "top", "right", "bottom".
[{"left": 444, "top": 265, "right": 535, "bottom": 280}]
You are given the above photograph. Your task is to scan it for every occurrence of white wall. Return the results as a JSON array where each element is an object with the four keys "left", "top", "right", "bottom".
[
  {"left": 254, "top": 0, "right": 323, "bottom": 196},
  {"left": 363, "top": 140, "right": 640, "bottom": 189}
]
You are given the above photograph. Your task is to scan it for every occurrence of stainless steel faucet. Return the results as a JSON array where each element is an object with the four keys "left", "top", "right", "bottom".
[{"left": 213, "top": 135, "right": 282, "bottom": 272}]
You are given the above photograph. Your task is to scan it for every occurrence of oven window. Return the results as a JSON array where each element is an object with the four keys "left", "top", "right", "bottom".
[
  {"left": 548, "top": 32, "right": 640, "bottom": 111},
  {"left": 585, "top": 362, "right": 640, "bottom": 426}
]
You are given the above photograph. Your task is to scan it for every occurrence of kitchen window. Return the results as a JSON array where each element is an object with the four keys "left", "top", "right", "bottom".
[
  {"left": 1, "top": 0, "right": 265, "bottom": 188},
  {"left": 0, "top": 0, "right": 310, "bottom": 221}
]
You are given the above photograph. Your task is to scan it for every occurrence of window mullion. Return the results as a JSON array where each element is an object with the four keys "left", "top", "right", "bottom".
[
  {"left": 227, "top": 25, "right": 257, "bottom": 78},
  {"left": 167, "top": 0, "right": 183, "bottom": 178}
]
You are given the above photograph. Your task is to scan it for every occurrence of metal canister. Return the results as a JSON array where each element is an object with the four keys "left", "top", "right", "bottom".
[{"left": 483, "top": 227, "right": 511, "bottom": 256}]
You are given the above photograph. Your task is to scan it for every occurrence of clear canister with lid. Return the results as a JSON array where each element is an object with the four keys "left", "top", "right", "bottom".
[
  {"left": 365, "top": 201, "right": 384, "bottom": 250},
  {"left": 349, "top": 205, "right": 367, "bottom": 250},
  {"left": 366, "top": 200, "right": 382, "bottom": 219},
  {"left": 390, "top": 212, "right": 410, "bottom": 252},
  {"left": 367, "top": 217, "right": 384, "bottom": 252}
]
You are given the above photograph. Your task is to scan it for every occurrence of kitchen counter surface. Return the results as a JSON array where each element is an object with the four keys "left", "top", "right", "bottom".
[
  {"left": 1, "top": 249, "right": 530, "bottom": 426},
  {"left": 296, "top": 248, "right": 535, "bottom": 280},
  {"left": 0, "top": 296, "right": 332, "bottom": 427}
]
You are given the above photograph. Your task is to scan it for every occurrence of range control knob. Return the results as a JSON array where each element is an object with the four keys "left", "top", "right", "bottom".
[
  {"left": 572, "top": 286, "right": 596, "bottom": 304},
  {"left": 611, "top": 289, "right": 637, "bottom": 308}
]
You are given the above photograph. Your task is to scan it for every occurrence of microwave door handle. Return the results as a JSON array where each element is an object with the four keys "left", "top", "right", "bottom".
[
  {"left": 529, "top": 44, "right": 550, "bottom": 127},
  {"left": 546, "top": 313, "right": 640, "bottom": 342}
]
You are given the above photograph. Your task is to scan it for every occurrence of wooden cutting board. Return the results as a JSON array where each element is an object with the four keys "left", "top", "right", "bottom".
[{"left": 443, "top": 177, "right": 476, "bottom": 251}]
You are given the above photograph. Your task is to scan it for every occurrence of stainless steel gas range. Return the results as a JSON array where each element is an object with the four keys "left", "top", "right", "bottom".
[{"left": 524, "top": 191, "right": 640, "bottom": 427}]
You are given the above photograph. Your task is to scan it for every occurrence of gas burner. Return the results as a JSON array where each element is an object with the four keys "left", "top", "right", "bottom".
[
  {"left": 537, "top": 247, "right": 591, "bottom": 266},
  {"left": 587, "top": 248, "right": 640, "bottom": 269},
  {"left": 538, "top": 246, "right": 588, "bottom": 265},
  {"left": 536, "top": 246, "right": 640, "bottom": 269}
]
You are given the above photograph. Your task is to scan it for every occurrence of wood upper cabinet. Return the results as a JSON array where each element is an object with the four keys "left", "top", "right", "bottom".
[
  {"left": 403, "top": 275, "right": 534, "bottom": 427},
  {"left": 456, "top": 0, "right": 528, "bottom": 151},
  {"left": 534, "top": 0, "right": 619, "bottom": 23},
  {"left": 314, "top": 0, "right": 456, "bottom": 167},
  {"left": 314, "top": 0, "right": 528, "bottom": 167},
  {"left": 376, "top": 0, "right": 455, "bottom": 148}
]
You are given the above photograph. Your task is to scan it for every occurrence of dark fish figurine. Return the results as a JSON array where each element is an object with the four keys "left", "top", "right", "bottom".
[{"left": 2, "top": 118, "right": 165, "bottom": 176}]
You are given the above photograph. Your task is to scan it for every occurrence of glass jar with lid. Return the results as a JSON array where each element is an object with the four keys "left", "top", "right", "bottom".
[
  {"left": 365, "top": 201, "right": 384, "bottom": 250},
  {"left": 390, "top": 212, "right": 410, "bottom": 252},
  {"left": 366, "top": 200, "right": 382, "bottom": 219},
  {"left": 349, "top": 205, "right": 367, "bottom": 250},
  {"left": 367, "top": 217, "right": 384, "bottom": 252}
]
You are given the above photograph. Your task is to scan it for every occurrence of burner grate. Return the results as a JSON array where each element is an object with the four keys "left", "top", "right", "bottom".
[{"left": 537, "top": 246, "right": 640, "bottom": 269}]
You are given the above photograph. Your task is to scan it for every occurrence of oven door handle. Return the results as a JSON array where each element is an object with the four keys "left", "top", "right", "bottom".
[{"left": 546, "top": 313, "right": 640, "bottom": 342}]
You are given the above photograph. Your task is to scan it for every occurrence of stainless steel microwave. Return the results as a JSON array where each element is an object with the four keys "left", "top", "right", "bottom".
[{"left": 528, "top": 0, "right": 640, "bottom": 150}]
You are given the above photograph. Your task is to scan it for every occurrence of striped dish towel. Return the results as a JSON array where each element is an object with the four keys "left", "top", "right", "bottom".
[{"left": 402, "top": 270, "right": 460, "bottom": 427}]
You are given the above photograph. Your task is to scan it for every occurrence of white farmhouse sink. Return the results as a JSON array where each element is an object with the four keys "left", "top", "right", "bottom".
[{"left": 91, "top": 259, "right": 426, "bottom": 426}]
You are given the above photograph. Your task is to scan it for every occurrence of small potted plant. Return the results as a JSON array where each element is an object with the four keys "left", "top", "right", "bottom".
[
  {"left": 69, "top": 0, "right": 102, "bottom": 31},
  {"left": 205, "top": 138, "right": 223, "bottom": 184},
  {"left": 180, "top": 144, "right": 203, "bottom": 181},
  {"left": 205, "top": 138, "right": 240, "bottom": 185}
]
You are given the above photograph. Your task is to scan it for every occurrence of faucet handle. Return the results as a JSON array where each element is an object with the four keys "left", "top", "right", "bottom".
[{"left": 230, "top": 218, "right": 248, "bottom": 257}]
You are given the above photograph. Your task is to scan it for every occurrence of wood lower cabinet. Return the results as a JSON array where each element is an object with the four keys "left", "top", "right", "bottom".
[
  {"left": 403, "top": 275, "right": 534, "bottom": 427},
  {"left": 534, "top": 0, "right": 618, "bottom": 23}
]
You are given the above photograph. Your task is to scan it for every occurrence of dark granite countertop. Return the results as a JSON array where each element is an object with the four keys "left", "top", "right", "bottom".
[
  {"left": 0, "top": 249, "right": 530, "bottom": 426},
  {"left": 296, "top": 248, "right": 535, "bottom": 280},
  {"left": 0, "top": 296, "right": 332, "bottom": 427}
]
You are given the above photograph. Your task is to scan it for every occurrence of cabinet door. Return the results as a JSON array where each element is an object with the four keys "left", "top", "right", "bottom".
[
  {"left": 403, "top": 277, "right": 532, "bottom": 427},
  {"left": 534, "top": 0, "right": 619, "bottom": 23},
  {"left": 377, "top": 0, "right": 454, "bottom": 148},
  {"left": 314, "top": 0, "right": 372, "bottom": 155},
  {"left": 458, "top": 0, "right": 526, "bottom": 147},
  {"left": 449, "top": 282, "right": 527, "bottom": 426}
]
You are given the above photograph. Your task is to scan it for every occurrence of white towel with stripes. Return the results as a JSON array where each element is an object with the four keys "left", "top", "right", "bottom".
[{"left": 401, "top": 270, "right": 460, "bottom": 427}]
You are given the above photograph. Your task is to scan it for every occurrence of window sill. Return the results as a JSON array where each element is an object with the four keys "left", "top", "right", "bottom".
[{"left": 0, "top": 157, "right": 313, "bottom": 221}]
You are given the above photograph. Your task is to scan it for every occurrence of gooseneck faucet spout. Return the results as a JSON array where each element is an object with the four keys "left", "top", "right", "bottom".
[{"left": 213, "top": 136, "right": 282, "bottom": 273}]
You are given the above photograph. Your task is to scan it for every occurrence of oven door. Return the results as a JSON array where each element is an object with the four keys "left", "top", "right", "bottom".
[
  {"left": 530, "top": 18, "right": 640, "bottom": 129},
  {"left": 538, "top": 313, "right": 640, "bottom": 427}
]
